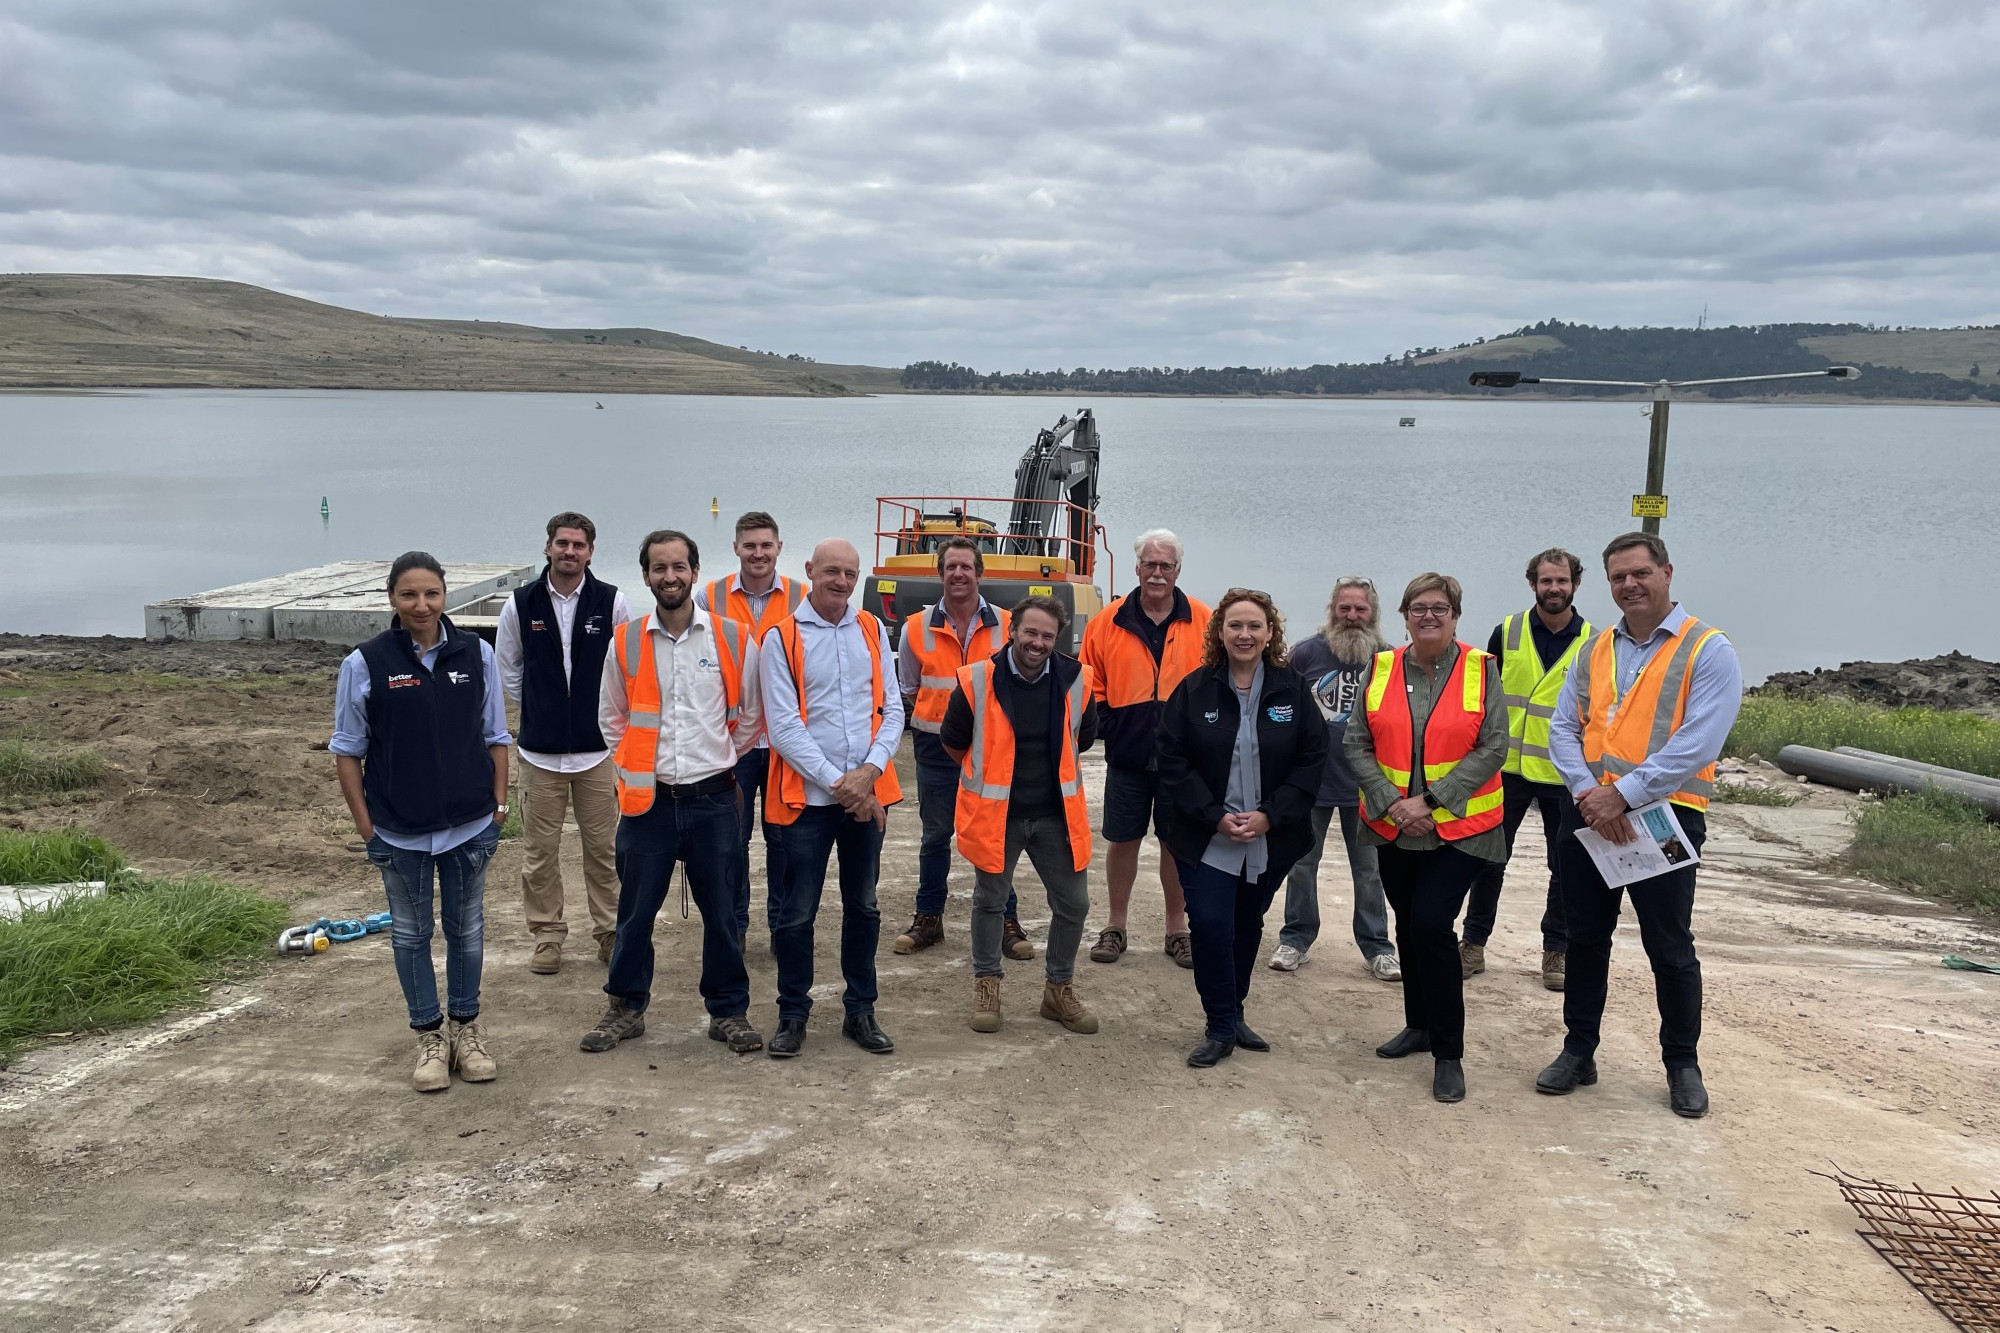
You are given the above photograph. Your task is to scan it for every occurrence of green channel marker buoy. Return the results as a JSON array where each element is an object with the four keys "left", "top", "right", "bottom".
[{"left": 320, "top": 496, "right": 330, "bottom": 518}]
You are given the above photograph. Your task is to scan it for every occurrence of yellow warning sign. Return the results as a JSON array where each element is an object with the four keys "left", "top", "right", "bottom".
[
  {"left": 876, "top": 579, "right": 897, "bottom": 593},
  {"left": 1028, "top": 584, "right": 1054, "bottom": 597},
  {"left": 1631, "top": 494, "right": 1669, "bottom": 519}
]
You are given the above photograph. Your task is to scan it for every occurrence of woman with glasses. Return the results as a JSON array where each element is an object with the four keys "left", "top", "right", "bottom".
[
  {"left": 1344, "top": 573, "right": 1508, "bottom": 1102},
  {"left": 1155, "top": 588, "right": 1327, "bottom": 1068}
]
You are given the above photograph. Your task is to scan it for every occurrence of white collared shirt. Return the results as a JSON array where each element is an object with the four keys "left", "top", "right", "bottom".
[
  {"left": 697, "top": 572, "right": 785, "bottom": 751},
  {"left": 496, "top": 578, "right": 633, "bottom": 774},
  {"left": 598, "top": 605, "right": 762, "bottom": 785},
  {"left": 760, "top": 597, "right": 905, "bottom": 806}
]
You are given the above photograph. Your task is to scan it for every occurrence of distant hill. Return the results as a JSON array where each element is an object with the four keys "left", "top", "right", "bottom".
[
  {"left": 904, "top": 320, "right": 2000, "bottom": 401},
  {"left": 0, "top": 275, "right": 905, "bottom": 395}
]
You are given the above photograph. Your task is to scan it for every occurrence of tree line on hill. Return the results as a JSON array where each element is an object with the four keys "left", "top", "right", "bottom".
[{"left": 902, "top": 321, "right": 2000, "bottom": 401}]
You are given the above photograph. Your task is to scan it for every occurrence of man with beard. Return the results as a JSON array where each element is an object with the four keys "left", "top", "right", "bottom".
[
  {"left": 496, "top": 512, "right": 632, "bottom": 975},
  {"left": 1268, "top": 576, "right": 1401, "bottom": 982},
  {"left": 580, "top": 530, "right": 765, "bottom": 1057},
  {"left": 1462, "top": 548, "right": 1593, "bottom": 991}
]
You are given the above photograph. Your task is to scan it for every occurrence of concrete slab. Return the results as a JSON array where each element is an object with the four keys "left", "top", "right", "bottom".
[
  {"left": 0, "top": 881, "right": 106, "bottom": 920},
  {"left": 269, "top": 563, "right": 531, "bottom": 645},
  {"left": 143, "top": 562, "right": 382, "bottom": 641}
]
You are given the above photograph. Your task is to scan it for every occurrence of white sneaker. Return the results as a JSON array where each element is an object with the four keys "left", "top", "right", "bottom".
[
  {"left": 412, "top": 1029, "right": 451, "bottom": 1093},
  {"left": 1367, "top": 953, "right": 1403, "bottom": 983},
  {"left": 1268, "top": 944, "right": 1306, "bottom": 972}
]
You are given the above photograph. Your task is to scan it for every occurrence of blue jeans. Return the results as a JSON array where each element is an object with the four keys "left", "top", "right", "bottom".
[
  {"left": 1278, "top": 805, "right": 1393, "bottom": 959},
  {"left": 367, "top": 822, "right": 501, "bottom": 1030},
  {"left": 731, "top": 747, "right": 788, "bottom": 940},
  {"left": 1178, "top": 856, "right": 1285, "bottom": 1042},
  {"left": 913, "top": 732, "right": 1017, "bottom": 919},
  {"left": 608, "top": 788, "right": 750, "bottom": 1019},
  {"left": 771, "top": 803, "right": 883, "bottom": 1022}
]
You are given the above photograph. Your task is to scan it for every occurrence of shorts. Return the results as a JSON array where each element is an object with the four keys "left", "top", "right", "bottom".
[{"left": 1102, "top": 764, "right": 1170, "bottom": 844}]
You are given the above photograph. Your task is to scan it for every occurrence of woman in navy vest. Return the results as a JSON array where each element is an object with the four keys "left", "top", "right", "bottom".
[{"left": 332, "top": 553, "right": 513, "bottom": 1093}]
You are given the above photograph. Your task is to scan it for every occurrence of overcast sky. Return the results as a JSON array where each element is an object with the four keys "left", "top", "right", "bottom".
[{"left": 3, "top": 1, "right": 1996, "bottom": 369}]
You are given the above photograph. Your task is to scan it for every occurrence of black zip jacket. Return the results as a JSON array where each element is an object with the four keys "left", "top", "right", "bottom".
[{"left": 1155, "top": 662, "right": 1328, "bottom": 876}]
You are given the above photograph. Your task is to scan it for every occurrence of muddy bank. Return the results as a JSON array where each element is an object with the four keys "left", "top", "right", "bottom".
[
  {"left": 1757, "top": 650, "right": 2000, "bottom": 719},
  {"left": 0, "top": 633, "right": 348, "bottom": 680}
]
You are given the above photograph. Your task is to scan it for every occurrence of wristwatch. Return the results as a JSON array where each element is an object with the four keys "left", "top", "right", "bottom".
[
  {"left": 495, "top": 804, "right": 510, "bottom": 817},
  {"left": 1421, "top": 791, "right": 1442, "bottom": 811}
]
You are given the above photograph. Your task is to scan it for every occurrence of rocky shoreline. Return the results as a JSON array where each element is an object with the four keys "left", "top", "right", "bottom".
[{"left": 1755, "top": 650, "right": 2000, "bottom": 719}]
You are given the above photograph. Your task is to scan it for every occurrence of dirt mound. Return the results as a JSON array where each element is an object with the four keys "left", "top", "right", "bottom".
[
  {"left": 1757, "top": 650, "right": 2000, "bottom": 718},
  {"left": 0, "top": 634, "right": 348, "bottom": 679}
]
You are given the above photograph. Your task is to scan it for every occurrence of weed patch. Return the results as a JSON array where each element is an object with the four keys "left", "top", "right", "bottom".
[
  {"left": 0, "top": 828, "right": 126, "bottom": 886},
  {"left": 1729, "top": 696, "right": 2000, "bottom": 778},
  {"left": 1850, "top": 789, "right": 2000, "bottom": 914},
  {"left": 0, "top": 739, "right": 105, "bottom": 796},
  {"left": 1714, "top": 781, "right": 1803, "bottom": 807}
]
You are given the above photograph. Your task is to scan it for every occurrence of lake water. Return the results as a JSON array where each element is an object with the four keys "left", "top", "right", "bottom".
[{"left": 1, "top": 390, "right": 1994, "bottom": 680}]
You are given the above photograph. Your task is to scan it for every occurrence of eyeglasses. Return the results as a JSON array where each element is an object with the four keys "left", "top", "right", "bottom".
[
  {"left": 1136, "top": 561, "right": 1178, "bottom": 573},
  {"left": 1335, "top": 576, "right": 1373, "bottom": 589},
  {"left": 1406, "top": 604, "right": 1455, "bottom": 621}
]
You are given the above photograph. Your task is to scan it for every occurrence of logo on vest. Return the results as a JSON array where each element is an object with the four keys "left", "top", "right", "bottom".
[
  {"left": 445, "top": 670, "right": 472, "bottom": 686},
  {"left": 387, "top": 673, "right": 421, "bottom": 690},
  {"left": 583, "top": 616, "right": 603, "bottom": 635},
  {"left": 1266, "top": 704, "right": 1294, "bottom": 723},
  {"left": 529, "top": 619, "right": 548, "bottom": 632},
  {"left": 1203, "top": 708, "right": 1220, "bottom": 724}
]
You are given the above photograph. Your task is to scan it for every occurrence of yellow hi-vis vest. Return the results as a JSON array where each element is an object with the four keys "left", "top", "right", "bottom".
[{"left": 1499, "top": 611, "right": 1592, "bottom": 785}]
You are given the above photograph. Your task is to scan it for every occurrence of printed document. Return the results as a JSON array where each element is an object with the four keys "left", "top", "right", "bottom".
[{"left": 1575, "top": 799, "right": 1700, "bottom": 888}]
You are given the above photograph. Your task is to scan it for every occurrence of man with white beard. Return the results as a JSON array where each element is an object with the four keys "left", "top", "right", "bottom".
[{"left": 1267, "top": 576, "right": 1401, "bottom": 981}]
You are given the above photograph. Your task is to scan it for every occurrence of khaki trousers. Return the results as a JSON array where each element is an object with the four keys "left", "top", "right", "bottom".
[{"left": 520, "top": 756, "right": 620, "bottom": 943}]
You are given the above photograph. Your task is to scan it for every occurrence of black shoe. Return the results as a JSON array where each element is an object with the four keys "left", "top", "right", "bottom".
[
  {"left": 841, "top": 1013, "right": 895, "bottom": 1055},
  {"left": 1432, "top": 1058, "right": 1466, "bottom": 1103},
  {"left": 1375, "top": 1027, "right": 1432, "bottom": 1059},
  {"left": 1535, "top": 1051, "right": 1599, "bottom": 1095},
  {"left": 1668, "top": 1066, "right": 1709, "bottom": 1118},
  {"left": 768, "top": 1018, "right": 806, "bottom": 1059},
  {"left": 1233, "top": 1022, "right": 1271, "bottom": 1052},
  {"left": 1187, "top": 1037, "right": 1236, "bottom": 1068}
]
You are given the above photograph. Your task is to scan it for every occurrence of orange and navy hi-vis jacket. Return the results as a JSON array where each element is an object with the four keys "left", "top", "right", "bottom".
[
  {"left": 762, "top": 611, "right": 904, "bottom": 826},
  {"left": 610, "top": 613, "right": 749, "bottom": 815},
  {"left": 1360, "top": 642, "right": 1504, "bottom": 842},
  {"left": 1079, "top": 588, "right": 1210, "bottom": 769}
]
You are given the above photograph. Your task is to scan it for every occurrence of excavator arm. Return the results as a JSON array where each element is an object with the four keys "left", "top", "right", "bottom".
[{"left": 1004, "top": 409, "right": 1100, "bottom": 578}]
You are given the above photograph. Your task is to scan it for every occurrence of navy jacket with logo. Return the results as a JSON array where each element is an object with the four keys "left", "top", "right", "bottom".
[
  {"left": 1154, "top": 662, "right": 1327, "bottom": 875},
  {"left": 357, "top": 617, "right": 497, "bottom": 836},
  {"left": 511, "top": 566, "right": 618, "bottom": 755}
]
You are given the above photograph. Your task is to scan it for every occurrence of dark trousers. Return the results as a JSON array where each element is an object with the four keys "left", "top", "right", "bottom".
[
  {"left": 913, "top": 732, "right": 1017, "bottom": 919},
  {"left": 731, "top": 747, "right": 788, "bottom": 939},
  {"left": 771, "top": 803, "right": 884, "bottom": 1022},
  {"left": 606, "top": 787, "right": 750, "bottom": 1019},
  {"left": 1558, "top": 807, "right": 1706, "bottom": 1071},
  {"left": 1377, "top": 842, "right": 1484, "bottom": 1061},
  {"left": 1177, "top": 857, "right": 1284, "bottom": 1042},
  {"left": 1463, "top": 774, "right": 1572, "bottom": 951}
]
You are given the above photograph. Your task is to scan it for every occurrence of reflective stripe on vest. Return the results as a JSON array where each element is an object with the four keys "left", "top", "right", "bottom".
[
  {"left": 1500, "top": 610, "right": 1591, "bottom": 784},
  {"left": 611, "top": 613, "right": 747, "bottom": 816},
  {"left": 1080, "top": 594, "right": 1211, "bottom": 708},
  {"left": 908, "top": 604, "right": 1011, "bottom": 734},
  {"left": 1360, "top": 643, "right": 1504, "bottom": 842},
  {"left": 704, "top": 576, "right": 806, "bottom": 642},
  {"left": 763, "top": 610, "right": 904, "bottom": 826},
  {"left": 1578, "top": 617, "right": 1722, "bottom": 811},
  {"left": 952, "top": 659, "right": 1093, "bottom": 873}
]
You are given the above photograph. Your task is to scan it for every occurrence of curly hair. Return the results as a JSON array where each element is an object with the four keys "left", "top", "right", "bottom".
[{"left": 1202, "top": 587, "right": 1288, "bottom": 671}]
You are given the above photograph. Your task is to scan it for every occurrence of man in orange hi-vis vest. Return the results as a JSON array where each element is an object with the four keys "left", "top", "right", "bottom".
[
  {"left": 758, "top": 537, "right": 906, "bottom": 1060},
  {"left": 580, "top": 529, "right": 765, "bottom": 1060},
  {"left": 1542, "top": 531, "right": 1742, "bottom": 1120}
]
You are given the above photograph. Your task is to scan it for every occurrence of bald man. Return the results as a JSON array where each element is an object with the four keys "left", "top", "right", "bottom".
[{"left": 757, "top": 538, "right": 906, "bottom": 1058}]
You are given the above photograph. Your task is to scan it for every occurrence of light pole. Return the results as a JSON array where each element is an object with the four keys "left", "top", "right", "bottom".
[{"left": 1466, "top": 366, "right": 1861, "bottom": 534}]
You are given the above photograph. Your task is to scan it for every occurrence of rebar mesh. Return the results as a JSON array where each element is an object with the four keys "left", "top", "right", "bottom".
[{"left": 1824, "top": 1168, "right": 2000, "bottom": 1331}]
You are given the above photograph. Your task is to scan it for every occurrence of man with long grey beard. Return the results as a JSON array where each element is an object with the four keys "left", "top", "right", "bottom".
[{"left": 1268, "top": 576, "right": 1401, "bottom": 981}]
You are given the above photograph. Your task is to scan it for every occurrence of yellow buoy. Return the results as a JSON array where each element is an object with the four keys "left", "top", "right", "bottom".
[{"left": 710, "top": 496, "right": 720, "bottom": 515}]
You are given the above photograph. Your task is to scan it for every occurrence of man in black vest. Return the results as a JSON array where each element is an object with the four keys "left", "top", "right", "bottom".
[{"left": 497, "top": 512, "right": 632, "bottom": 975}]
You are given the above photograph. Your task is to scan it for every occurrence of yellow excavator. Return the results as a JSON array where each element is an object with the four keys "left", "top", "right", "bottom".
[{"left": 862, "top": 409, "right": 1111, "bottom": 652}]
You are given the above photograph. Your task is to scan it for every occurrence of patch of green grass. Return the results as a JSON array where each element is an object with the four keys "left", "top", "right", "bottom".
[
  {"left": 499, "top": 805, "right": 522, "bottom": 840},
  {"left": 1728, "top": 695, "right": 2000, "bottom": 778},
  {"left": 1850, "top": 789, "right": 2000, "bottom": 914},
  {"left": 1714, "top": 781, "right": 1803, "bottom": 807},
  {"left": 0, "top": 828, "right": 126, "bottom": 886},
  {"left": 0, "top": 874, "right": 287, "bottom": 1062},
  {"left": 0, "top": 739, "right": 105, "bottom": 796}
]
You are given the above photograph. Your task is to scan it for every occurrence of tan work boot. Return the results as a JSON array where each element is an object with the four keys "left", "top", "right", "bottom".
[
  {"left": 597, "top": 934, "right": 615, "bottom": 965},
  {"left": 970, "top": 975, "right": 1003, "bottom": 1033},
  {"left": 580, "top": 999, "right": 646, "bottom": 1053},
  {"left": 894, "top": 912, "right": 944, "bottom": 955},
  {"left": 1039, "top": 981, "right": 1099, "bottom": 1034},
  {"left": 529, "top": 940, "right": 561, "bottom": 975},
  {"left": 448, "top": 1018, "right": 498, "bottom": 1082},
  {"left": 412, "top": 1029, "right": 451, "bottom": 1093},
  {"left": 1002, "top": 917, "right": 1036, "bottom": 960},
  {"left": 1459, "top": 941, "right": 1486, "bottom": 979},
  {"left": 1541, "top": 949, "right": 1567, "bottom": 991}
]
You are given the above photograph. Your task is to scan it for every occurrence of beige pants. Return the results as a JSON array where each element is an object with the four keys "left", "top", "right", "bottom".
[{"left": 520, "top": 756, "right": 620, "bottom": 943}]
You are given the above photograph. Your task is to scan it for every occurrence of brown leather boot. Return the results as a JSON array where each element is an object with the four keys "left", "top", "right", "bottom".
[
  {"left": 1039, "top": 981, "right": 1099, "bottom": 1034},
  {"left": 1541, "top": 950, "right": 1567, "bottom": 991},
  {"left": 1002, "top": 917, "right": 1036, "bottom": 960},
  {"left": 970, "top": 976, "right": 1002, "bottom": 1032},
  {"left": 893, "top": 912, "right": 943, "bottom": 955}
]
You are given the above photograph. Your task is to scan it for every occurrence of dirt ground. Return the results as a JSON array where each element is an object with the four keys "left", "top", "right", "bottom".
[{"left": 2, "top": 646, "right": 1999, "bottom": 1332}]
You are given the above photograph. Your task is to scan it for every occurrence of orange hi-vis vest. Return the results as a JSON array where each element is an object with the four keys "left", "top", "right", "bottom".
[
  {"left": 704, "top": 575, "right": 806, "bottom": 641},
  {"left": 1361, "top": 642, "right": 1504, "bottom": 842},
  {"left": 763, "top": 610, "right": 904, "bottom": 826},
  {"left": 1080, "top": 594, "right": 1211, "bottom": 708},
  {"left": 906, "top": 602, "right": 1011, "bottom": 734},
  {"left": 952, "top": 658, "right": 1094, "bottom": 874},
  {"left": 611, "top": 613, "right": 748, "bottom": 816},
  {"left": 1575, "top": 616, "right": 1724, "bottom": 813}
]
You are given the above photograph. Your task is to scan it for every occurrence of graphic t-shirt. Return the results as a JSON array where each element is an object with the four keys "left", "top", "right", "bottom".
[{"left": 1288, "top": 635, "right": 1371, "bottom": 808}]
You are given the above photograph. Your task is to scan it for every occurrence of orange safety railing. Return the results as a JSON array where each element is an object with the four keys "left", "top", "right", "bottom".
[{"left": 872, "top": 496, "right": 1115, "bottom": 596}]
